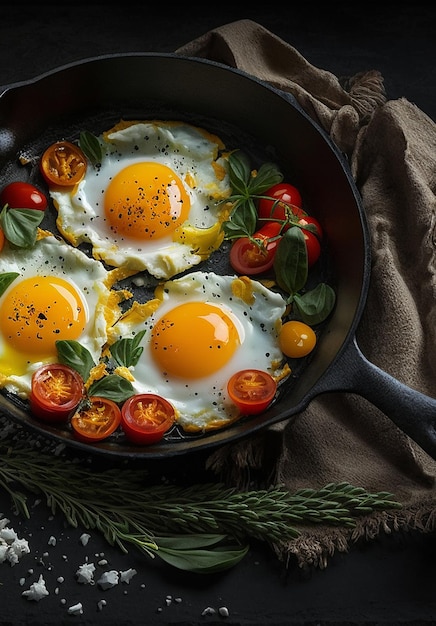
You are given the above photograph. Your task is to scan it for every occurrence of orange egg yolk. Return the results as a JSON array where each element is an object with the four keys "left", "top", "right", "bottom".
[
  {"left": 104, "top": 161, "right": 191, "bottom": 240},
  {"left": 0, "top": 275, "right": 87, "bottom": 371},
  {"left": 150, "top": 302, "right": 240, "bottom": 379}
]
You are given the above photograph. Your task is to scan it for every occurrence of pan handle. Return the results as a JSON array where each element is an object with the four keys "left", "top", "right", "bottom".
[{"left": 315, "top": 337, "right": 436, "bottom": 460}]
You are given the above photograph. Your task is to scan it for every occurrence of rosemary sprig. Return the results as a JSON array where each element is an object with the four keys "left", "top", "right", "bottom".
[{"left": 0, "top": 436, "right": 401, "bottom": 574}]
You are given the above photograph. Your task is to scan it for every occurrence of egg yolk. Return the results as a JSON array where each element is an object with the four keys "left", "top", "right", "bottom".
[
  {"left": 0, "top": 275, "right": 87, "bottom": 375},
  {"left": 150, "top": 302, "right": 240, "bottom": 379},
  {"left": 104, "top": 161, "right": 191, "bottom": 240}
]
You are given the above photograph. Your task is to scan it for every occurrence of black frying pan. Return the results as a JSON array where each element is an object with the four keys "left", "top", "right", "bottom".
[{"left": 1, "top": 53, "right": 436, "bottom": 460}]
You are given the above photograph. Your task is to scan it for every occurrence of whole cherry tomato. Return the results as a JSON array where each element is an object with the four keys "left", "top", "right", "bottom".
[
  {"left": 0, "top": 181, "right": 48, "bottom": 211},
  {"left": 257, "top": 182, "right": 305, "bottom": 227},
  {"left": 229, "top": 221, "right": 282, "bottom": 275},
  {"left": 279, "top": 320, "right": 317, "bottom": 358},
  {"left": 30, "top": 363, "right": 85, "bottom": 423},
  {"left": 0, "top": 228, "right": 5, "bottom": 253},
  {"left": 121, "top": 393, "right": 176, "bottom": 445},
  {"left": 40, "top": 141, "right": 87, "bottom": 187},
  {"left": 70, "top": 396, "right": 121, "bottom": 443},
  {"left": 298, "top": 215, "right": 323, "bottom": 267},
  {"left": 227, "top": 369, "right": 277, "bottom": 415}
]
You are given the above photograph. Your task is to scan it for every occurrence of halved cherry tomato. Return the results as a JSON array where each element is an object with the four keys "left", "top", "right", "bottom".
[
  {"left": 30, "top": 363, "right": 85, "bottom": 423},
  {"left": 40, "top": 141, "right": 87, "bottom": 187},
  {"left": 71, "top": 396, "right": 121, "bottom": 443},
  {"left": 121, "top": 393, "right": 176, "bottom": 445},
  {"left": 229, "top": 222, "right": 282, "bottom": 275},
  {"left": 0, "top": 181, "right": 48, "bottom": 211},
  {"left": 279, "top": 320, "right": 317, "bottom": 358},
  {"left": 227, "top": 369, "right": 277, "bottom": 415},
  {"left": 258, "top": 182, "right": 305, "bottom": 227}
]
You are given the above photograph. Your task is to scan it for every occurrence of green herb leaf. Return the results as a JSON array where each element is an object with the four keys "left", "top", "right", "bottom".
[
  {"left": 222, "top": 197, "right": 258, "bottom": 239},
  {"left": 155, "top": 541, "right": 249, "bottom": 574},
  {"left": 293, "top": 283, "right": 337, "bottom": 325},
  {"left": 79, "top": 130, "right": 103, "bottom": 167},
  {"left": 110, "top": 330, "right": 146, "bottom": 368},
  {"left": 273, "top": 227, "right": 308, "bottom": 295},
  {"left": 246, "top": 161, "right": 283, "bottom": 195},
  {"left": 0, "top": 207, "right": 44, "bottom": 248},
  {"left": 88, "top": 374, "right": 134, "bottom": 403},
  {"left": 155, "top": 533, "right": 228, "bottom": 549},
  {"left": 0, "top": 272, "right": 19, "bottom": 297},
  {"left": 56, "top": 339, "right": 95, "bottom": 382},
  {"left": 228, "top": 150, "right": 252, "bottom": 193}
]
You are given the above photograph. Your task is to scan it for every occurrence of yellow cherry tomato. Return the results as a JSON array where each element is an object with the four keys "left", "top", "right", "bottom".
[{"left": 279, "top": 320, "right": 316, "bottom": 358}]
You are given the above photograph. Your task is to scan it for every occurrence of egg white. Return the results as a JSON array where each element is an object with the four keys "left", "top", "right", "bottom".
[
  {"left": 0, "top": 232, "right": 128, "bottom": 397},
  {"left": 108, "top": 271, "right": 288, "bottom": 432},
  {"left": 50, "top": 120, "right": 232, "bottom": 280}
]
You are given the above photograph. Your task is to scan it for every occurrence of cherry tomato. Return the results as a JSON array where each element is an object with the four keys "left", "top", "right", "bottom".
[
  {"left": 0, "top": 181, "right": 48, "bottom": 211},
  {"left": 40, "top": 141, "right": 87, "bottom": 187},
  {"left": 121, "top": 393, "right": 176, "bottom": 445},
  {"left": 279, "top": 320, "right": 317, "bottom": 358},
  {"left": 227, "top": 369, "right": 277, "bottom": 415},
  {"left": 229, "top": 222, "right": 282, "bottom": 275},
  {"left": 258, "top": 182, "right": 305, "bottom": 227},
  {"left": 30, "top": 363, "right": 85, "bottom": 423},
  {"left": 295, "top": 215, "right": 323, "bottom": 267},
  {"left": 70, "top": 396, "right": 121, "bottom": 443},
  {"left": 0, "top": 228, "right": 5, "bottom": 253}
]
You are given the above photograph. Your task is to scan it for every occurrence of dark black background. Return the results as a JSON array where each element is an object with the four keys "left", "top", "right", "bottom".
[{"left": 1, "top": 4, "right": 436, "bottom": 625}]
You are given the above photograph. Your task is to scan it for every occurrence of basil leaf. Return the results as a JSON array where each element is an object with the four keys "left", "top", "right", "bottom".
[
  {"left": 293, "top": 283, "right": 336, "bottom": 325},
  {"left": 224, "top": 197, "right": 257, "bottom": 239},
  {"left": 247, "top": 161, "right": 283, "bottom": 195},
  {"left": 79, "top": 130, "right": 103, "bottom": 167},
  {"left": 273, "top": 227, "right": 308, "bottom": 295},
  {"left": 56, "top": 339, "right": 95, "bottom": 382},
  {"left": 88, "top": 374, "right": 134, "bottom": 403},
  {"left": 228, "top": 151, "right": 252, "bottom": 193},
  {"left": 0, "top": 207, "right": 44, "bottom": 248},
  {"left": 110, "top": 330, "right": 146, "bottom": 368},
  {"left": 0, "top": 272, "right": 19, "bottom": 297}
]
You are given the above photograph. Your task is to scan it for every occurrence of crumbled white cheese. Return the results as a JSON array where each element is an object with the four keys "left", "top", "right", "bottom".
[
  {"left": 97, "top": 569, "right": 119, "bottom": 590},
  {"left": 22, "top": 574, "right": 49, "bottom": 601},
  {"left": 76, "top": 562, "right": 96, "bottom": 584},
  {"left": 119, "top": 568, "right": 137, "bottom": 584},
  {"left": 80, "top": 533, "right": 91, "bottom": 546},
  {"left": 97, "top": 599, "right": 107, "bottom": 611},
  {"left": 0, "top": 517, "right": 30, "bottom": 566},
  {"left": 219, "top": 606, "right": 230, "bottom": 617},
  {"left": 67, "top": 602, "right": 84, "bottom": 615}
]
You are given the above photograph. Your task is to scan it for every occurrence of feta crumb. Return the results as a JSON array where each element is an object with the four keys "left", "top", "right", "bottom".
[
  {"left": 80, "top": 533, "right": 91, "bottom": 546},
  {"left": 22, "top": 574, "right": 49, "bottom": 601},
  {"left": 76, "top": 562, "right": 96, "bottom": 584},
  {"left": 48, "top": 536, "right": 57, "bottom": 546},
  {"left": 67, "top": 602, "right": 84, "bottom": 615},
  {"left": 97, "top": 599, "right": 107, "bottom": 611},
  {"left": 219, "top": 606, "right": 230, "bottom": 617},
  {"left": 120, "top": 568, "right": 137, "bottom": 584},
  {"left": 97, "top": 570, "right": 119, "bottom": 590},
  {"left": 0, "top": 519, "right": 30, "bottom": 566},
  {"left": 201, "top": 607, "right": 216, "bottom": 616}
]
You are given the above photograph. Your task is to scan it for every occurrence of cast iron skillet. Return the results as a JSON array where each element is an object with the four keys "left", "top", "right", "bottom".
[{"left": 1, "top": 53, "right": 436, "bottom": 460}]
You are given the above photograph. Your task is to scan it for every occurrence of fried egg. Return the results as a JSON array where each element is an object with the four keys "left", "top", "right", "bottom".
[
  {"left": 108, "top": 271, "right": 288, "bottom": 432},
  {"left": 0, "top": 232, "right": 129, "bottom": 397},
  {"left": 50, "top": 120, "right": 233, "bottom": 280}
]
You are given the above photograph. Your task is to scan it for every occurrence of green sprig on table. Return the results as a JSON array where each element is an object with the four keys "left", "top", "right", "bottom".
[{"left": 0, "top": 435, "right": 401, "bottom": 574}]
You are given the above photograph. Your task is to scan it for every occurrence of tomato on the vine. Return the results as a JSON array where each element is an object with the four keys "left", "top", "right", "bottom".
[
  {"left": 40, "top": 141, "right": 87, "bottom": 187},
  {"left": 229, "top": 221, "right": 282, "bottom": 275},
  {"left": 121, "top": 393, "right": 176, "bottom": 445},
  {"left": 258, "top": 182, "right": 305, "bottom": 226},
  {"left": 70, "top": 396, "right": 121, "bottom": 443},
  {"left": 0, "top": 181, "right": 48, "bottom": 211},
  {"left": 279, "top": 320, "right": 317, "bottom": 358},
  {"left": 227, "top": 369, "right": 277, "bottom": 415},
  {"left": 298, "top": 215, "right": 323, "bottom": 267},
  {"left": 30, "top": 363, "right": 85, "bottom": 423}
]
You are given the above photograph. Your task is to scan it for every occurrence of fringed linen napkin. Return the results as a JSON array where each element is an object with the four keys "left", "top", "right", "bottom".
[{"left": 177, "top": 19, "right": 436, "bottom": 568}]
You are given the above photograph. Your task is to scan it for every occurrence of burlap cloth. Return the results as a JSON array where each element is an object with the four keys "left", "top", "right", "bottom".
[{"left": 177, "top": 20, "right": 436, "bottom": 568}]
